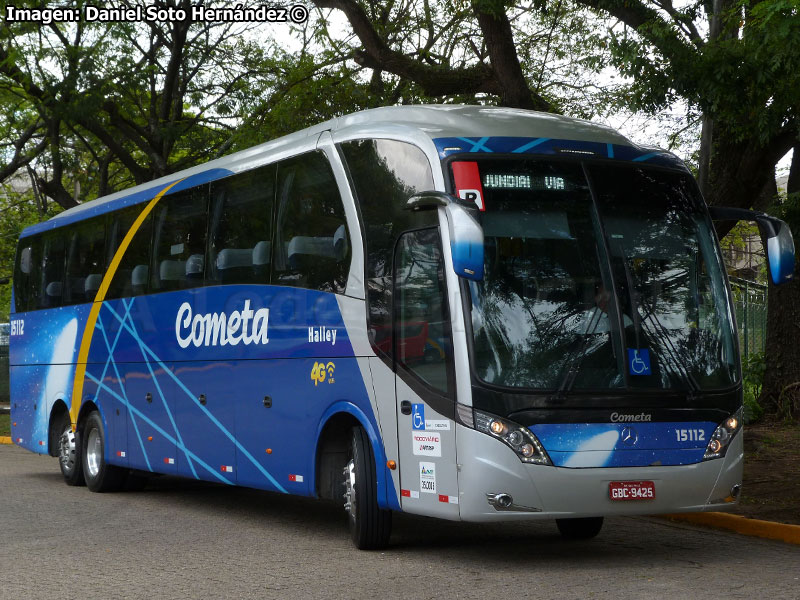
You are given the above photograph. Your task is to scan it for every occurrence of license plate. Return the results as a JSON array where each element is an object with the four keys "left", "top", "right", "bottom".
[{"left": 609, "top": 480, "right": 655, "bottom": 501}]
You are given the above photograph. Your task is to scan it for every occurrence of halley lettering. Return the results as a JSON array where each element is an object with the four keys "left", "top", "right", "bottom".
[
  {"left": 308, "top": 326, "right": 337, "bottom": 346},
  {"left": 176, "top": 300, "right": 269, "bottom": 349}
]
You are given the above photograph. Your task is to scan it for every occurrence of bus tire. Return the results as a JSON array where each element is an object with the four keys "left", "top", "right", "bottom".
[
  {"left": 556, "top": 517, "right": 604, "bottom": 540},
  {"left": 82, "top": 411, "right": 126, "bottom": 493},
  {"left": 343, "top": 426, "right": 392, "bottom": 550},
  {"left": 57, "top": 415, "right": 85, "bottom": 487}
]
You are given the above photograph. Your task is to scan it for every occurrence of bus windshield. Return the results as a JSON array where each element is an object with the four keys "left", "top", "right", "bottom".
[{"left": 464, "top": 158, "right": 737, "bottom": 393}]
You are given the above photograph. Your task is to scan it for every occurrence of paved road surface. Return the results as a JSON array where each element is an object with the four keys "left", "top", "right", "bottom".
[{"left": 1, "top": 445, "right": 798, "bottom": 599}]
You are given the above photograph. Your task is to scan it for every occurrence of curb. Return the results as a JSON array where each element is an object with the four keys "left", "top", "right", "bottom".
[
  {"left": 661, "top": 512, "right": 800, "bottom": 545},
  {"left": 0, "top": 437, "right": 11, "bottom": 445}
]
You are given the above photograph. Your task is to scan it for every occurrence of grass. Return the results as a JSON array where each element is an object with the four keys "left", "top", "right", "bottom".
[{"left": 0, "top": 413, "right": 9, "bottom": 437}]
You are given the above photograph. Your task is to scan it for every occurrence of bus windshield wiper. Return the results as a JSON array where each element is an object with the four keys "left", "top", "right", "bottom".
[
  {"left": 640, "top": 306, "right": 701, "bottom": 395},
  {"left": 615, "top": 241, "right": 700, "bottom": 395},
  {"left": 555, "top": 305, "right": 604, "bottom": 398},
  {"left": 614, "top": 239, "right": 643, "bottom": 348}
]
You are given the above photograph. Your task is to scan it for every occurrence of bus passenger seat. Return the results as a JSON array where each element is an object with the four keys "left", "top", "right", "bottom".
[
  {"left": 185, "top": 254, "right": 204, "bottom": 281},
  {"left": 252, "top": 241, "right": 271, "bottom": 279},
  {"left": 287, "top": 236, "right": 335, "bottom": 269},
  {"left": 132, "top": 264, "right": 149, "bottom": 294},
  {"left": 252, "top": 241, "right": 271, "bottom": 266},
  {"left": 84, "top": 274, "right": 102, "bottom": 301},
  {"left": 217, "top": 248, "right": 253, "bottom": 282},
  {"left": 159, "top": 259, "right": 186, "bottom": 286},
  {"left": 45, "top": 281, "right": 63, "bottom": 305}
]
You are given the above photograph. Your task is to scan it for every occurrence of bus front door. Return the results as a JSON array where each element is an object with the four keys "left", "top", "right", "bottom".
[{"left": 393, "top": 227, "right": 459, "bottom": 519}]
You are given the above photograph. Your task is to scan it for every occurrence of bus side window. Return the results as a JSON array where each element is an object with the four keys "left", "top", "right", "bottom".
[
  {"left": 394, "top": 227, "right": 453, "bottom": 395},
  {"left": 106, "top": 207, "right": 154, "bottom": 300},
  {"left": 273, "top": 152, "right": 350, "bottom": 294},
  {"left": 64, "top": 217, "right": 107, "bottom": 305},
  {"left": 151, "top": 186, "right": 209, "bottom": 293},
  {"left": 38, "top": 231, "right": 67, "bottom": 310},
  {"left": 338, "top": 139, "right": 436, "bottom": 362},
  {"left": 207, "top": 165, "right": 276, "bottom": 286},
  {"left": 13, "top": 238, "right": 39, "bottom": 313}
]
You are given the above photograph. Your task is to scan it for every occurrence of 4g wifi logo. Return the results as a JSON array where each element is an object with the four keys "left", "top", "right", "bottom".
[{"left": 311, "top": 361, "right": 336, "bottom": 386}]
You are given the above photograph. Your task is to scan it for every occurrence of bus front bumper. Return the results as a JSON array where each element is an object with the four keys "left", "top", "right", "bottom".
[{"left": 456, "top": 424, "right": 743, "bottom": 522}]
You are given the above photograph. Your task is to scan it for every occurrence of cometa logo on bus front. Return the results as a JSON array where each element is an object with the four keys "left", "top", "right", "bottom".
[
  {"left": 175, "top": 300, "right": 270, "bottom": 348},
  {"left": 610, "top": 412, "right": 652, "bottom": 423}
]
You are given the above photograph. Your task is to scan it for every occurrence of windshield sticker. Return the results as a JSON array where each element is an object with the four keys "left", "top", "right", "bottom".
[
  {"left": 628, "top": 349, "right": 651, "bottom": 376},
  {"left": 452, "top": 161, "right": 485, "bottom": 210}
]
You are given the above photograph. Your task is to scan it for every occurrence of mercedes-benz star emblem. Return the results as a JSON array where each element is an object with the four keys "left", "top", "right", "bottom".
[{"left": 620, "top": 426, "right": 638, "bottom": 446}]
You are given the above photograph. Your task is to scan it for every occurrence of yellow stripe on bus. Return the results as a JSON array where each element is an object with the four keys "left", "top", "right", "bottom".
[{"left": 69, "top": 179, "right": 185, "bottom": 429}]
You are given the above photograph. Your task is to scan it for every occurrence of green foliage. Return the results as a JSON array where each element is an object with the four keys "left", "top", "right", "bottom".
[
  {"left": 599, "top": 0, "right": 800, "bottom": 146},
  {"left": 743, "top": 352, "right": 766, "bottom": 423}
]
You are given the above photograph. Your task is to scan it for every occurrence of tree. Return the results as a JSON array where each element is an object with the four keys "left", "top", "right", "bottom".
[
  {"left": 0, "top": 0, "right": 290, "bottom": 206},
  {"left": 763, "top": 147, "right": 800, "bottom": 419}
]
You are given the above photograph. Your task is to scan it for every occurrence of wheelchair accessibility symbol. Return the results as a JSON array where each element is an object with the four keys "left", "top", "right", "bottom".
[
  {"left": 627, "top": 348, "right": 651, "bottom": 376},
  {"left": 412, "top": 403, "right": 426, "bottom": 430}
]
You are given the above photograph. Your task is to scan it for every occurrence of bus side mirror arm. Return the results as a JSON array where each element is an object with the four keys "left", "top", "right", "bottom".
[
  {"left": 405, "top": 190, "right": 473, "bottom": 212},
  {"left": 708, "top": 206, "right": 795, "bottom": 285}
]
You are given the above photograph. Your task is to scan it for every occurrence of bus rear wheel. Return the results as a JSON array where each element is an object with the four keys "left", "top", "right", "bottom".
[
  {"left": 58, "top": 417, "right": 85, "bottom": 486},
  {"left": 556, "top": 517, "right": 604, "bottom": 540},
  {"left": 343, "top": 426, "right": 392, "bottom": 550},
  {"left": 82, "top": 411, "right": 127, "bottom": 493}
]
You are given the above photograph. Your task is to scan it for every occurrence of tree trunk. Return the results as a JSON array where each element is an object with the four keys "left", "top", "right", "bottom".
[
  {"left": 698, "top": 115, "right": 713, "bottom": 197},
  {"left": 761, "top": 146, "right": 800, "bottom": 420}
]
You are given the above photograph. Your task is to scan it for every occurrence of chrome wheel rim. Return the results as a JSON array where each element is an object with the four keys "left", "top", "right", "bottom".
[
  {"left": 59, "top": 427, "right": 77, "bottom": 474},
  {"left": 86, "top": 428, "right": 102, "bottom": 478},
  {"left": 343, "top": 459, "right": 356, "bottom": 520}
]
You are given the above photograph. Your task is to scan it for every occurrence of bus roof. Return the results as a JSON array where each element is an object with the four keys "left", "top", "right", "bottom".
[{"left": 21, "top": 105, "right": 672, "bottom": 238}]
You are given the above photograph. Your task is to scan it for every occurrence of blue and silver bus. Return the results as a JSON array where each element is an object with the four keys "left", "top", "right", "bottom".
[{"left": 9, "top": 105, "right": 794, "bottom": 548}]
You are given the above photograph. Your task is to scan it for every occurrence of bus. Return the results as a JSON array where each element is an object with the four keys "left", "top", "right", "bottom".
[{"left": 9, "top": 105, "right": 795, "bottom": 549}]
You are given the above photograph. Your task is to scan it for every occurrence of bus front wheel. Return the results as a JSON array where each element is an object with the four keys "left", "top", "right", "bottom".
[
  {"left": 343, "top": 426, "right": 392, "bottom": 550},
  {"left": 58, "top": 416, "right": 85, "bottom": 487},
  {"left": 82, "top": 411, "right": 127, "bottom": 493},
  {"left": 556, "top": 517, "right": 604, "bottom": 540}
]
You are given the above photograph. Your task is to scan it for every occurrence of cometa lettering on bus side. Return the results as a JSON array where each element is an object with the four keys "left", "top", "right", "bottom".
[{"left": 175, "top": 300, "right": 269, "bottom": 348}]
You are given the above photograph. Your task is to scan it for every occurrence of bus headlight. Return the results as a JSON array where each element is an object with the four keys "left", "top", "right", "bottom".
[
  {"left": 703, "top": 408, "right": 743, "bottom": 461},
  {"left": 474, "top": 410, "right": 551, "bottom": 465}
]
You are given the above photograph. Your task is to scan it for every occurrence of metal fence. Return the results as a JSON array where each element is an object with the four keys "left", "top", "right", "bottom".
[{"left": 730, "top": 278, "right": 768, "bottom": 360}]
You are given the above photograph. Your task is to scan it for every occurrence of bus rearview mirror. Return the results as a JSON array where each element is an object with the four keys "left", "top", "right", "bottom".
[
  {"left": 709, "top": 206, "right": 795, "bottom": 285},
  {"left": 759, "top": 215, "right": 795, "bottom": 285},
  {"left": 444, "top": 201, "right": 484, "bottom": 281}
]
